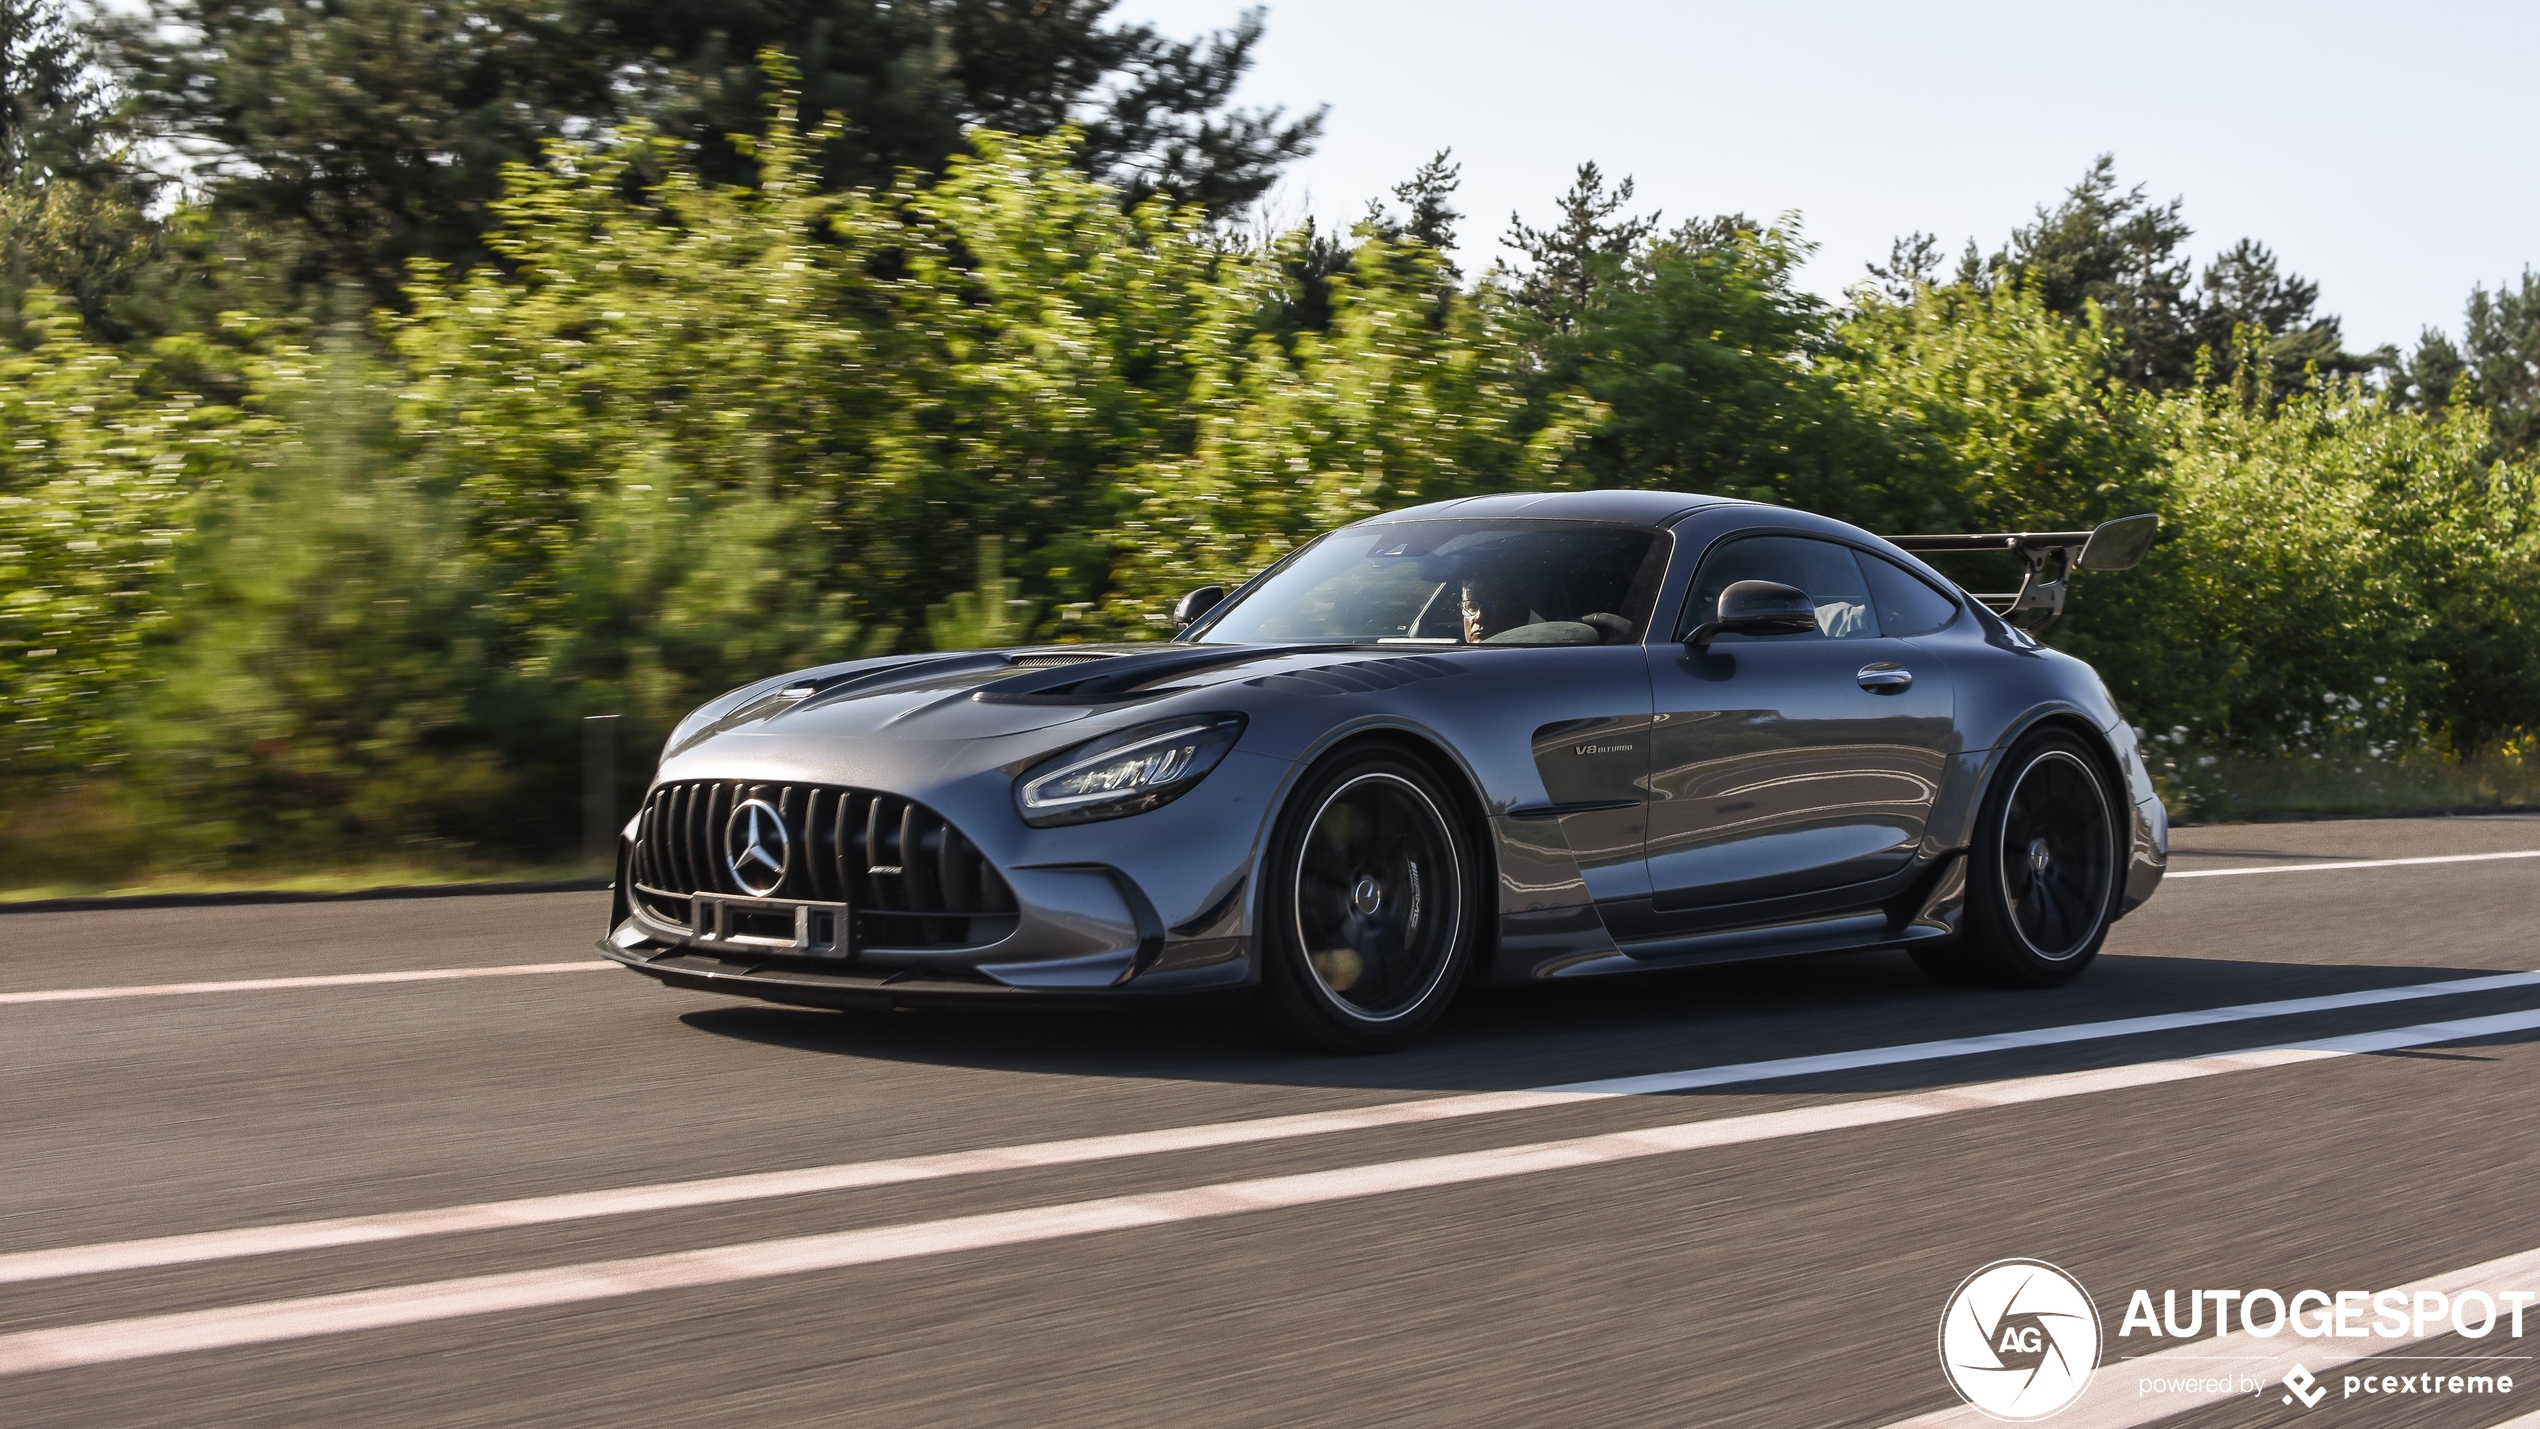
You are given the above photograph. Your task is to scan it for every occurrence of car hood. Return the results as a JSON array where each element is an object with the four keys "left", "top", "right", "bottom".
[{"left": 662, "top": 643, "right": 1381, "bottom": 759}]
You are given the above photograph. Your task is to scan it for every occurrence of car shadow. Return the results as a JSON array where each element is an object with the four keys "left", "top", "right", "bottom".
[{"left": 673, "top": 950, "right": 2540, "bottom": 1098}]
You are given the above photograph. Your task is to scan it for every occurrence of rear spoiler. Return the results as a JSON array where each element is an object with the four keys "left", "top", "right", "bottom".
[{"left": 1886, "top": 513, "right": 2156, "bottom": 631}]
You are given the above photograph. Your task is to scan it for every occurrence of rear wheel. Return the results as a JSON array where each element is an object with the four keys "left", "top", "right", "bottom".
[
  {"left": 1261, "top": 751, "right": 1480, "bottom": 1052},
  {"left": 1913, "top": 732, "right": 2121, "bottom": 987}
]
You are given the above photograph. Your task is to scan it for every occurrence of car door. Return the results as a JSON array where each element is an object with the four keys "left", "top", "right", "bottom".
[{"left": 1644, "top": 534, "right": 1957, "bottom": 910}]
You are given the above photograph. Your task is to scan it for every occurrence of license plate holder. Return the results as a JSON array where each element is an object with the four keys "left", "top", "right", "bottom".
[{"left": 687, "top": 893, "right": 852, "bottom": 957}]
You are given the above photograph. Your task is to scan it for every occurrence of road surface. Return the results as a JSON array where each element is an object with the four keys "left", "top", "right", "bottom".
[{"left": 6, "top": 814, "right": 2540, "bottom": 1428}]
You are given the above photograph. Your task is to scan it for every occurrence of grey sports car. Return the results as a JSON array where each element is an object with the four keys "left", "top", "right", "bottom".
[{"left": 601, "top": 489, "right": 2167, "bottom": 1051}]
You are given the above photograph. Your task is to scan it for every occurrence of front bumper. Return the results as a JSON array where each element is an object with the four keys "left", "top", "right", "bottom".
[
  {"left": 603, "top": 745, "right": 1297, "bottom": 1006},
  {"left": 2119, "top": 793, "right": 2168, "bottom": 916},
  {"left": 619, "top": 858, "right": 1161, "bottom": 973},
  {"left": 599, "top": 935, "right": 1247, "bottom": 1009},
  {"left": 603, "top": 862, "right": 1255, "bottom": 1007}
]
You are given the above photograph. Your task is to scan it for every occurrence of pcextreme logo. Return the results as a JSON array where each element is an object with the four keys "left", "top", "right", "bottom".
[{"left": 1939, "top": 1259, "right": 2103, "bottom": 1421}]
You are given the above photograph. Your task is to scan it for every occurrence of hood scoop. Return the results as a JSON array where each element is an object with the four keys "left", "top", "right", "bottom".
[
  {"left": 972, "top": 645, "right": 1346, "bottom": 706},
  {"left": 778, "top": 650, "right": 1122, "bottom": 716},
  {"left": 1242, "top": 655, "right": 1463, "bottom": 697}
]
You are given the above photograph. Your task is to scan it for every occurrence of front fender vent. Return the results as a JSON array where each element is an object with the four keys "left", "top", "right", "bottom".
[{"left": 629, "top": 781, "right": 1018, "bottom": 950}]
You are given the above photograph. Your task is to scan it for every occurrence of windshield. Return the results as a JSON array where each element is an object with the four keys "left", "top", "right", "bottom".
[{"left": 1194, "top": 520, "right": 1668, "bottom": 647}]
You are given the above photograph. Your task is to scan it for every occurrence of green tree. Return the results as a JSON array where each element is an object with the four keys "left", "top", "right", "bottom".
[
  {"left": 2, "top": 0, "right": 164, "bottom": 341},
  {"left": 1502, "top": 161, "right": 1658, "bottom": 336},
  {"left": 1832, "top": 279, "right": 2167, "bottom": 569},
  {"left": 0, "top": 293, "right": 237, "bottom": 777},
  {"left": 0, "top": 175, "right": 159, "bottom": 342},
  {"left": 101, "top": 0, "right": 630, "bottom": 298},
  {"left": 1558, "top": 216, "right": 1884, "bottom": 512},
  {"left": 1836, "top": 277, "right": 2540, "bottom": 756},
  {"left": 1982, "top": 155, "right": 2200, "bottom": 389},
  {"left": 2, "top": 0, "right": 114, "bottom": 181},
  {"left": 1099, "top": 235, "right": 1588, "bottom": 630},
  {"left": 133, "top": 317, "right": 889, "bottom": 859},
  {"left": 2400, "top": 270, "right": 2540, "bottom": 457},
  {"left": 1498, "top": 174, "right": 1888, "bottom": 520},
  {"left": 603, "top": 0, "right": 1319, "bottom": 212},
  {"left": 1274, "top": 148, "right": 1461, "bottom": 339},
  {"left": 136, "top": 328, "right": 507, "bottom": 857},
  {"left": 926, "top": 536, "right": 1038, "bottom": 649},
  {"left": 1367, "top": 148, "right": 1462, "bottom": 256},
  {"left": 1957, "top": 156, "right": 2381, "bottom": 395},
  {"left": 103, "top": 0, "right": 1319, "bottom": 298},
  {"left": 2148, "top": 376, "right": 2540, "bottom": 754},
  {"left": 2193, "top": 237, "right": 2387, "bottom": 392}
]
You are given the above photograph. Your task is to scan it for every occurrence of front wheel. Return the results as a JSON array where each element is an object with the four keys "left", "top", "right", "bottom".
[
  {"left": 1261, "top": 751, "right": 1481, "bottom": 1052},
  {"left": 1913, "top": 732, "right": 2122, "bottom": 987}
]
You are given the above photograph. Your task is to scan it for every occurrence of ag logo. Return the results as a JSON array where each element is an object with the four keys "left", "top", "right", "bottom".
[{"left": 1938, "top": 1259, "right": 2102, "bottom": 1421}]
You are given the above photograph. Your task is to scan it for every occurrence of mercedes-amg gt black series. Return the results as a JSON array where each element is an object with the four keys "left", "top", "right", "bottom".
[{"left": 601, "top": 489, "right": 2166, "bottom": 1051}]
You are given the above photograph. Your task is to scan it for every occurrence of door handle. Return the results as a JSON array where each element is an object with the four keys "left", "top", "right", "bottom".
[{"left": 1856, "top": 663, "right": 1913, "bottom": 693}]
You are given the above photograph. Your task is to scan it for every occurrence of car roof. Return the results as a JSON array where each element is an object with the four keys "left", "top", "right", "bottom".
[{"left": 1356, "top": 489, "right": 1734, "bottom": 527}]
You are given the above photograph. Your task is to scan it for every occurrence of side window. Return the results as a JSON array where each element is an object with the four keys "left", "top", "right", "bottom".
[
  {"left": 1857, "top": 551, "right": 1960, "bottom": 637},
  {"left": 1679, "top": 536, "right": 1882, "bottom": 641}
]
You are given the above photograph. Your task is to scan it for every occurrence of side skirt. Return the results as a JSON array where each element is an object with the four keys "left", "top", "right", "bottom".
[{"left": 1496, "top": 853, "right": 1968, "bottom": 981}]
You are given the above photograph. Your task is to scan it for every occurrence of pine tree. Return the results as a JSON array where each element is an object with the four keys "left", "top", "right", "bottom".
[
  {"left": 1503, "top": 161, "right": 1658, "bottom": 335},
  {"left": 2460, "top": 272, "right": 2540, "bottom": 455},
  {"left": 1988, "top": 155, "right": 2201, "bottom": 388},
  {"left": 1, "top": 0, "right": 161, "bottom": 340},
  {"left": 1, "top": 0, "right": 111, "bottom": 182},
  {"left": 1901, "top": 156, "right": 2382, "bottom": 396},
  {"left": 1379, "top": 149, "right": 1461, "bottom": 254},
  {"left": 102, "top": 0, "right": 1322, "bottom": 300},
  {"left": 926, "top": 536, "right": 1039, "bottom": 650}
]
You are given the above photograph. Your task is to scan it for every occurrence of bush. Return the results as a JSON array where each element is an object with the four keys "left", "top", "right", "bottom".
[{"left": 6, "top": 88, "right": 2537, "bottom": 882}]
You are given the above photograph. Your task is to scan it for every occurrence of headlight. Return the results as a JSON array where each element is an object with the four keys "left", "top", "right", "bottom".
[{"left": 1016, "top": 714, "right": 1247, "bottom": 826}]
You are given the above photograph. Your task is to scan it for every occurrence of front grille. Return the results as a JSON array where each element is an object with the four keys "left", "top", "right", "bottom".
[{"left": 630, "top": 780, "right": 1019, "bottom": 950}]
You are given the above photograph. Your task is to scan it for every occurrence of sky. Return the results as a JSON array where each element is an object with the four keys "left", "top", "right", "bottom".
[{"left": 1116, "top": 0, "right": 2537, "bottom": 354}]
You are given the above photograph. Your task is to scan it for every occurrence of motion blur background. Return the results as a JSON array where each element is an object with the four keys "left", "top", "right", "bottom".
[{"left": 4, "top": 0, "right": 2537, "bottom": 892}]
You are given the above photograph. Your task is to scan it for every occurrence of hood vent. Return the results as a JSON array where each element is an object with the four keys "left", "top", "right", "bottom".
[{"left": 1244, "top": 655, "right": 1463, "bottom": 697}]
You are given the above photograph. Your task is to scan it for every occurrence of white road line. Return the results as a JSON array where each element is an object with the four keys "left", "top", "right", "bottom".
[
  {"left": 3, "top": 1005, "right": 2535, "bottom": 1376},
  {"left": 6, "top": 968, "right": 2534, "bottom": 1288},
  {"left": 1535, "top": 968, "right": 2540, "bottom": 1097},
  {"left": 0, "top": 961, "right": 613, "bottom": 1006},
  {"left": 1883, "top": 1240, "right": 2540, "bottom": 1428},
  {"left": 2169, "top": 849, "right": 2540, "bottom": 879}
]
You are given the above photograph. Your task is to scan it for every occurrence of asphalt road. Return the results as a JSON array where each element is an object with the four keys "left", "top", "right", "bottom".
[{"left": 7, "top": 815, "right": 2540, "bottom": 1429}]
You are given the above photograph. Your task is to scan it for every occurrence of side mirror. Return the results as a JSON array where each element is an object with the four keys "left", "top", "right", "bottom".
[
  {"left": 1172, "top": 585, "right": 1227, "bottom": 629},
  {"left": 2078, "top": 513, "right": 2157, "bottom": 572},
  {"left": 1687, "top": 580, "right": 1819, "bottom": 646}
]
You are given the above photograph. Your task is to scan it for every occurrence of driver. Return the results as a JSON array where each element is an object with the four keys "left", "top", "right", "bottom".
[{"left": 1459, "top": 574, "right": 1534, "bottom": 643}]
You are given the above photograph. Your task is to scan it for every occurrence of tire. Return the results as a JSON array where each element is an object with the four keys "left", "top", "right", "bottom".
[
  {"left": 1260, "top": 750, "right": 1481, "bottom": 1053},
  {"left": 1913, "top": 731, "right": 2123, "bottom": 988}
]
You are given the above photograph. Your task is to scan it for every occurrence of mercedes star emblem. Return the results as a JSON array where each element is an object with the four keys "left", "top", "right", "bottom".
[{"left": 723, "top": 797, "right": 792, "bottom": 896}]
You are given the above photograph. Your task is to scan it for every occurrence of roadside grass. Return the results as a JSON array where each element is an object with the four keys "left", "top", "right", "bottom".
[
  {"left": 0, "top": 780, "right": 605, "bottom": 901},
  {"left": 2157, "top": 747, "right": 2540, "bottom": 824},
  {"left": 0, "top": 860, "right": 605, "bottom": 904}
]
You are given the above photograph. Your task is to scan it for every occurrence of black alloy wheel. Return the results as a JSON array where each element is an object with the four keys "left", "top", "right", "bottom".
[
  {"left": 1999, "top": 747, "right": 2117, "bottom": 960},
  {"left": 1263, "top": 751, "right": 1479, "bottom": 1052},
  {"left": 1915, "top": 732, "right": 2123, "bottom": 987}
]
